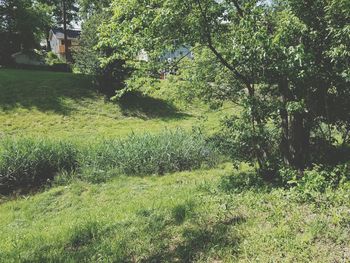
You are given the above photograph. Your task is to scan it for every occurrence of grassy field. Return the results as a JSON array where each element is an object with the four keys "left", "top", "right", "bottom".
[
  {"left": 0, "top": 69, "right": 225, "bottom": 141},
  {"left": 0, "top": 69, "right": 349, "bottom": 262}
]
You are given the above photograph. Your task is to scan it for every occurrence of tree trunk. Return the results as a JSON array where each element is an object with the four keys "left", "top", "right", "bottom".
[
  {"left": 290, "top": 112, "right": 310, "bottom": 171},
  {"left": 246, "top": 84, "right": 272, "bottom": 178},
  {"left": 278, "top": 79, "right": 291, "bottom": 166},
  {"left": 278, "top": 80, "right": 310, "bottom": 172},
  {"left": 63, "top": 0, "right": 70, "bottom": 62},
  {"left": 46, "top": 38, "right": 51, "bottom": 52}
]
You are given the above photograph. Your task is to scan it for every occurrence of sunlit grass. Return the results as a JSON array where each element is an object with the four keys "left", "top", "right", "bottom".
[
  {"left": 1, "top": 165, "right": 349, "bottom": 262},
  {"left": 0, "top": 69, "right": 228, "bottom": 142}
]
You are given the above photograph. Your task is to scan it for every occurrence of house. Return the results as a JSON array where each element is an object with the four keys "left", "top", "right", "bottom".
[
  {"left": 48, "top": 28, "right": 81, "bottom": 59},
  {"left": 160, "top": 46, "right": 193, "bottom": 79},
  {"left": 137, "top": 46, "right": 193, "bottom": 79},
  {"left": 160, "top": 46, "right": 193, "bottom": 62},
  {"left": 11, "top": 50, "right": 45, "bottom": 66},
  {"left": 138, "top": 46, "right": 193, "bottom": 63}
]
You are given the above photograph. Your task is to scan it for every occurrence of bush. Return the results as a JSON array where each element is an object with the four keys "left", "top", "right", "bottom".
[
  {"left": 45, "top": 51, "right": 63, "bottom": 65},
  {"left": 281, "top": 164, "right": 350, "bottom": 202},
  {"left": 82, "top": 129, "right": 219, "bottom": 178},
  {"left": 73, "top": 12, "right": 130, "bottom": 97},
  {"left": 0, "top": 138, "right": 78, "bottom": 194}
]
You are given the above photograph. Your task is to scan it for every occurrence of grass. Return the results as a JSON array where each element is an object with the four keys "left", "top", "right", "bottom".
[
  {"left": 0, "top": 130, "right": 218, "bottom": 193},
  {"left": 0, "top": 165, "right": 349, "bottom": 262},
  {"left": 0, "top": 69, "right": 226, "bottom": 142},
  {"left": 0, "top": 138, "right": 78, "bottom": 194}
]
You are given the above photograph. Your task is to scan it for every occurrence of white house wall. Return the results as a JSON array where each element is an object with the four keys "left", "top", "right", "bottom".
[{"left": 50, "top": 34, "right": 60, "bottom": 54}]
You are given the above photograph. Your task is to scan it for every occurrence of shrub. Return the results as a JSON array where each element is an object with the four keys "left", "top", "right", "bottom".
[
  {"left": 82, "top": 129, "right": 219, "bottom": 178},
  {"left": 73, "top": 12, "right": 130, "bottom": 97},
  {"left": 45, "top": 51, "right": 62, "bottom": 65},
  {"left": 282, "top": 164, "right": 350, "bottom": 202},
  {"left": 0, "top": 138, "right": 78, "bottom": 194}
]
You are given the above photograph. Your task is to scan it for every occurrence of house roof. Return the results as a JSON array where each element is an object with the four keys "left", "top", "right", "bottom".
[{"left": 50, "top": 28, "right": 81, "bottom": 40}]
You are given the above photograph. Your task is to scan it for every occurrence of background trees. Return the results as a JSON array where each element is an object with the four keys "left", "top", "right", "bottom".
[
  {"left": 0, "top": 0, "right": 81, "bottom": 64},
  {"left": 1, "top": 0, "right": 348, "bottom": 179},
  {"left": 0, "top": 0, "right": 52, "bottom": 63}
]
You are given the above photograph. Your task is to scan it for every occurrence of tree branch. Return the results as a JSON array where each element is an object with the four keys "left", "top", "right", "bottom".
[
  {"left": 229, "top": 0, "right": 244, "bottom": 18},
  {"left": 195, "top": 0, "right": 251, "bottom": 89}
]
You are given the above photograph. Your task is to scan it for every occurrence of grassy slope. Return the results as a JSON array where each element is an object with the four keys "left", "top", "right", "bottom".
[
  {"left": 1, "top": 165, "right": 349, "bottom": 262},
  {"left": 0, "top": 69, "right": 349, "bottom": 262},
  {"left": 0, "top": 69, "right": 224, "bottom": 141}
]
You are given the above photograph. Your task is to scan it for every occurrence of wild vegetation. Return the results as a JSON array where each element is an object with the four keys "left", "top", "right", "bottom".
[
  {"left": 0, "top": 0, "right": 350, "bottom": 261},
  {"left": 0, "top": 129, "right": 218, "bottom": 193},
  {"left": 0, "top": 66, "right": 349, "bottom": 263}
]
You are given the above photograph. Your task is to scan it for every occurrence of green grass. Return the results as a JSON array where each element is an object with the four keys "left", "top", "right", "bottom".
[
  {"left": 0, "top": 165, "right": 349, "bottom": 262},
  {"left": 0, "top": 137, "right": 78, "bottom": 194},
  {"left": 0, "top": 69, "right": 226, "bottom": 142},
  {"left": 0, "top": 130, "right": 219, "bottom": 193}
]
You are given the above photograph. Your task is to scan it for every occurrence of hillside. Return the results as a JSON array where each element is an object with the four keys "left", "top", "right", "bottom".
[{"left": 0, "top": 69, "right": 223, "bottom": 141}]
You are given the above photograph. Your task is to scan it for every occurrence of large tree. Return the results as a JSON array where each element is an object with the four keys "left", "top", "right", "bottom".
[{"left": 97, "top": 0, "right": 350, "bottom": 176}]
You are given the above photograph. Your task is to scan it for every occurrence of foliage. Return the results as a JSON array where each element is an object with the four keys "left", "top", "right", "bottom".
[
  {"left": 98, "top": 0, "right": 350, "bottom": 177},
  {"left": 73, "top": 4, "right": 130, "bottom": 97},
  {"left": 281, "top": 164, "right": 350, "bottom": 201},
  {"left": 45, "top": 51, "right": 63, "bottom": 65},
  {"left": 37, "top": 0, "right": 79, "bottom": 28},
  {"left": 0, "top": 0, "right": 53, "bottom": 63}
]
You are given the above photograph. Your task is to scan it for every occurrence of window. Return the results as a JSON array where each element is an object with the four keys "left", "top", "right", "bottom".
[{"left": 61, "top": 40, "right": 72, "bottom": 46}]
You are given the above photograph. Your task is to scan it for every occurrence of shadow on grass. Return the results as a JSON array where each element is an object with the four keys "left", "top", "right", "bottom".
[
  {"left": 219, "top": 171, "right": 276, "bottom": 194},
  {"left": 0, "top": 70, "right": 95, "bottom": 115},
  {"left": 0, "top": 69, "right": 190, "bottom": 120},
  {"left": 143, "top": 215, "right": 245, "bottom": 262},
  {"left": 118, "top": 91, "right": 191, "bottom": 120}
]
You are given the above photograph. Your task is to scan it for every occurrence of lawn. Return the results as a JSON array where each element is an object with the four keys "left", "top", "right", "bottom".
[{"left": 0, "top": 69, "right": 349, "bottom": 262}]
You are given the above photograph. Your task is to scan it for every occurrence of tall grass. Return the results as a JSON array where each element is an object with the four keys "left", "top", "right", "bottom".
[
  {"left": 82, "top": 129, "right": 218, "bottom": 177},
  {"left": 0, "top": 130, "right": 219, "bottom": 194},
  {"left": 0, "top": 138, "right": 78, "bottom": 194}
]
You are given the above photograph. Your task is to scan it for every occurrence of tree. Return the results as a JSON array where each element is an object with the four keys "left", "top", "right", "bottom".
[
  {"left": 73, "top": 0, "right": 128, "bottom": 96},
  {"left": 0, "top": 0, "right": 52, "bottom": 63},
  {"left": 97, "top": 0, "right": 350, "bottom": 176},
  {"left": 73, "top": 0, "right": 111, "bottom": 74}
]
